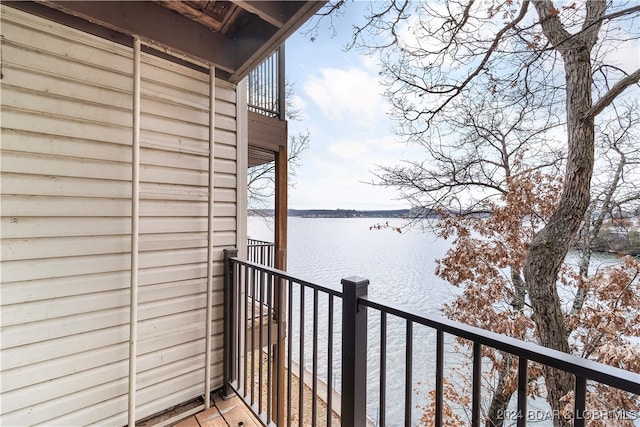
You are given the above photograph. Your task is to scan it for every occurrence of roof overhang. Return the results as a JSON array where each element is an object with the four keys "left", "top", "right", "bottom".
[{"left": 9, "top": 1, "right": 326, "bottom": 83}]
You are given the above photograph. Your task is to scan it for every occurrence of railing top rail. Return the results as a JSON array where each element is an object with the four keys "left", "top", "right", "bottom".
[
  {"left": 247, "top": 238, "right": 276, "bottom": 246},
  {"left": 229, "top": 257, "right": 343, "bottom": 298},
  {"left": 360, "top": 296, "right": 640, "bottom": 395}
]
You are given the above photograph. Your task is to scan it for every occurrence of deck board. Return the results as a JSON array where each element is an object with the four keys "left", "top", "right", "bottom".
[{"left": 174, "top": 393, "right": 261, "bottom": 427}]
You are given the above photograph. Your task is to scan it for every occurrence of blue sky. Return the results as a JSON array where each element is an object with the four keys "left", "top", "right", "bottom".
[
  {"left": 282, "top": 2, "right": 640, "bottom": 211},
  {"left": 284, "top": 3, "right": 417, "bottom": 210}
]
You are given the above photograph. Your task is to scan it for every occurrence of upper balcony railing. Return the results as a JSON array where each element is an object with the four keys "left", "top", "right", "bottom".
[
  {"left": 247, "top": 45, "right": 285, "bottom": 119},
  {"left": 247, "top": 238, "right": 276, "bottom": 268},
  {"left": 223, "top": 249, "right": 639, "bottom": 427}
]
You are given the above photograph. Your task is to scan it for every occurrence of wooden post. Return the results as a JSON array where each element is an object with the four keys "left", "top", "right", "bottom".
[{"left": 272, "top": 125, "right": 287, "bottom": 426}]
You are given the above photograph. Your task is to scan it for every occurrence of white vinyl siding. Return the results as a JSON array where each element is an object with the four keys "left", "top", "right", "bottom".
[{"left": 1, "top": 5, "right": 239, "bottom": 425}]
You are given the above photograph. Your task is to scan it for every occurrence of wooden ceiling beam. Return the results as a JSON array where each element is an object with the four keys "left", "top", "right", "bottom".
[
  {"left": 231, "top": 1, "right": 285, "bottom": 28},
  {"left": 41, "top": 1, "right": 238, "bottom": 73}
]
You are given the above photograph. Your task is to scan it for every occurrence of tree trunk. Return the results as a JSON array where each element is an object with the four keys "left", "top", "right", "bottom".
[
  {"left": 485, "top": 352, "right": 516, "bottom": 427},
  {"left": 523, "top": 3, "right": 599, "bottom": 422}
]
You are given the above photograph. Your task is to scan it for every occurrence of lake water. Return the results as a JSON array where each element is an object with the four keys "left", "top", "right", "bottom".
[
  {"left": 249, "top": 216, "right": 458, "bottom": 425},
  {"left": 247, "top": 217, "right": 628, "bottom": 426}
]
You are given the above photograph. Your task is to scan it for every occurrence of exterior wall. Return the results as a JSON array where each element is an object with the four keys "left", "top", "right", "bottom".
[{"left": 1, "top": 5, "right": 240, "bottom": 425}]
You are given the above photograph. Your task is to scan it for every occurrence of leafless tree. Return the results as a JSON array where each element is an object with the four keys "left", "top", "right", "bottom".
[{"left": 314, "top": 1, "right": 640, "bottom": 424}]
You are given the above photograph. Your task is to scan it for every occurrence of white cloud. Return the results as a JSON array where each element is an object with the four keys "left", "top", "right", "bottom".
[
  {"left": 327, "top": 141, "right": 370, "bottom": 160},
  {"left": 303, "top": 65, "right": 387, "bottom": 125}
]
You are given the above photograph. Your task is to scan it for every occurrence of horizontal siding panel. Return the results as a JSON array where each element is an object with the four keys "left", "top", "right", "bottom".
[
  {"left": 139, "top": 248, "right": 206, "bottom": 269},
  {"left": 139, "top": 278, "right": 206, "bottom": 303},
  {"left": 216, "top": 97, "right": 236, "bottom": 117},
  {"left": 0, "top": 272, "right": 130, "bottom": 304},
  {"left": 216, "top": 114, "right": 237, "bottom": 133},
  {"left": 0, "top": 40, "right": 132, "bottom": 92},
  {"left": 142, "top": 95, "right": 208, "bottom": 126},
  {"left": 2, "top": 253, "right": 130, "bottom": 283},
  {"left": 1, "top": 129, "right": 132, "bottom": 160},
  {"left": 140, "top": 113, "right": 208, "bottom": 141},
  {"left": 215, "top": 187, "right": 236, "bottom": 203},
  {"left": 138, "top": 309, "right": 205, "bottom": 340},
  {"left": 216, "top": 172, "right": 236, "bottom": 188},
  {"left": 137, "top": 324, "right": 205, "bottom": 356},
  {"left": 1, "top": 359, "right": 128, "bottom": 414},
  {"left": 141, "top": 80, "right": 208, "bottom": 111},
  {"left": 1, "top": 109, "right": 132, "bottom": 145},
  {"left": 138, "top": 340, "right": 205, "bottom": 375},
  {"left": 139, "top": 263, "right": 208, "bottom": 286},
  {"left": 1, "top": 306, "right": 129, "bottom": 349},
  {"left": 1, "top": 217, "right": 131, "bottom": 239},
  {"left": 1, "top": 234, "right": 130, "bottom": 261},
  {"left": 215, "top": 158, "right": 237, "bottom": 175},
  {"left": 141, "top": 130, "right": 209, "bottom": 155},
  {"left": 141, "top": 61, "right": 209, "bottom": 89},
  {"left": 1, "top": 151, "right": 132, "bottom": 181},
  {"left": 216, "top": 128, "right": 237, "bottom": 147},
  {"left": 1, "top": 173, "right": 131, "bottom": 199},
  {"left": 212, "top": 231, "right": 238, "bottom": 247},
  {"left": 1, "top": 195, "right": 131, "bottom": 218},
  {"left": 140, "top": 183, "right": 208, "bottom": 202},
  {"left": 1, "top": 375, "right": 128, "bottom": 426},
  {"left": 216, "top": 81, "right": 236, "bottom": 103},
  {"left": 141, "top": 56, "right": 209, "bottom": 91},
  {"left": 141, "top": 146, "right": 208, "bottom": 170},
  {"left": 1, "top": 325, "right": 128, "bottom": 370},
  {"left": 139, "top": 232, "right": 207, "bottom": 251},
  {"left": 3, "top": 85, "right": 133, "bottom": 128},
  {"left": 141, "top": 164, "right": 207, "bottom": 186},
  {"left": 137, "top": 354, "right": 204, "bottom": 390},
  {"left": 215, "top": 140, "right": 237, "bottom": 158},
  {"left": 139, "top": 217, "right": 207, "bottom": 234},
  {"left": 138, "top": 293, "right": 206, "bottom": 322},
  {"left": 1, "top": 343, "right": 128, "bottom": 393},
  {"left": 2, "top": 64, "right": 132, "bottom": 109},
  {"left": 139, "top": 217, "right": 235, "bottom": 234},
  {"left": 1, "top": 289, "right": 129, "bottom": 326},
  {"left": 1, "top": 9, "right": 132, "bottom": 71},
  {"left": 140, "top": 200, "right": 208, "bottom": 217},
  {"left": 136, "top": 383, "right": 204, "bottom": 423},
  {"left": 44, "top": 394, "right": 127, "bottom": 427}
]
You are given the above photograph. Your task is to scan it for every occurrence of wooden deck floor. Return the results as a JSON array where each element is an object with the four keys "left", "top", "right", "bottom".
[{"left": 174, "top": 393, "right": 261, "bottom": 427}]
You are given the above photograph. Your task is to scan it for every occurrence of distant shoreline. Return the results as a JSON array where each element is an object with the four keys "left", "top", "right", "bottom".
[{"left": 249, "top": 208, "right": 414, "bottom": 219}]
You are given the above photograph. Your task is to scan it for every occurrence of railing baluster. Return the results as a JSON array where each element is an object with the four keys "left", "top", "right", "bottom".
[
  {"left": 574, "top": 376, "right": 587, "bottom": 427},
  {"left": 250, "top": 267, "right": 256, "bottom": 407},
  {"left": 327, "top": 294, "right": 334, "bottom": 427},
  {"left": 435, "top": 329, "right": 444, "bottom": 427},
  {"left": 287, "top": 280, "right": 293, "bottom": 427},
  {"left": 267, "top": 272, "right": 273, "bottom": 423},
  {"left": 472, "top": 341, "right": 482, "bottom": 427},
  {"left": 312, "top": 289, "right": 319, "bottom": 427},
  {"left": 379, "top": 311, "right": 387, "bottom": 427},
  {"left": 517, "top": 357, "right": 528, "bottom": 427},
  {"left": 235, "top": 262, "right": 242, "bottom": 391},
  {"left": 258, "top": 270, "right": 265, "bottom": 416},
  {"left": 405, "top": 319, "right": 413, "bottom": 427},
  {"left": 299, "top": 286, "right": 305, "bottom": 427},
  {"left": 243, "top": 264, "right": 249, "bottom": 398}
]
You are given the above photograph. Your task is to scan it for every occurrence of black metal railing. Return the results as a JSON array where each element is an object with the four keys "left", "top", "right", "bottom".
[
  {"left": 223, "top": 249, "right": 640, "bottom": 427},
  {"left": 247, "top": 45, "right": 285, "bottom": 119},
  {"left": 248, "top": 239, "right": 276, "bottom": 268}
]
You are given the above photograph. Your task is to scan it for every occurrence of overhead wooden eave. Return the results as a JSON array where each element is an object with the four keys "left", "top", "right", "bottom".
[{"left": 27, "top": 0, "right": 326, "bottom": 83}]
